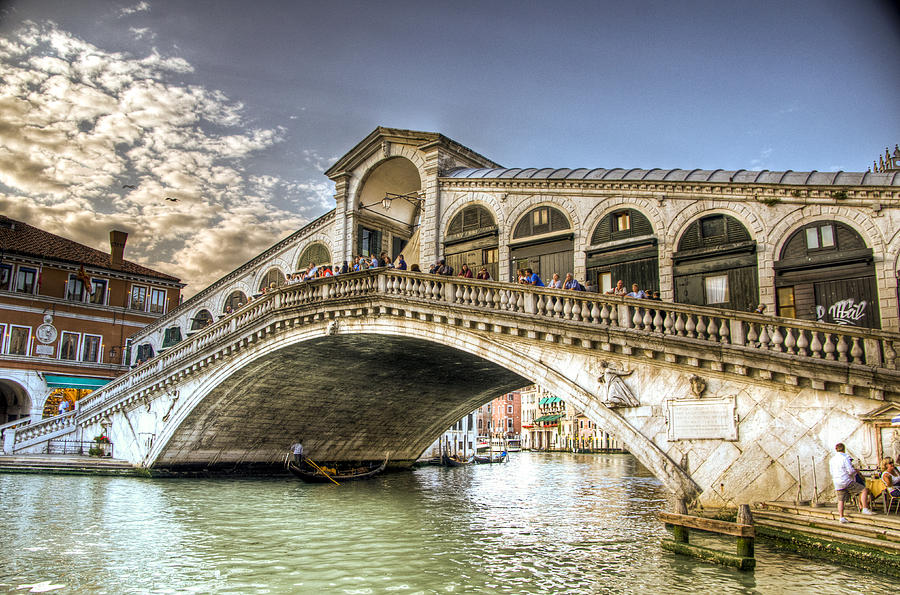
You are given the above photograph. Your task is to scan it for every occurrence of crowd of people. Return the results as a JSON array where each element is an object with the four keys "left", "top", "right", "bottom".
[{"left": 214, "top": 256, "right": 670, "bottom": 322}]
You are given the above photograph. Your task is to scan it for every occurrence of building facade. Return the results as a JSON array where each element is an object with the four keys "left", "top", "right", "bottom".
[{"left": 0, "top": 217, "right": 183, "bottom": 423}]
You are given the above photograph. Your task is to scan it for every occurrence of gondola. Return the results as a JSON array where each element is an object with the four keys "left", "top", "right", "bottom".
[
  {"left": 472, "top": 451, "right": 508, "bottom": 464},
  {"left": 441, "top": 452, "right": 470, "bottom": 467},
  {"left": 288, "top": 456, "right": 387, "bottom": 483}
]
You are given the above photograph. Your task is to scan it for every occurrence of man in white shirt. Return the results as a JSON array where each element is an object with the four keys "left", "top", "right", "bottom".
[{"left": 829, "top": 442, "right": 872, "bottom": 523}]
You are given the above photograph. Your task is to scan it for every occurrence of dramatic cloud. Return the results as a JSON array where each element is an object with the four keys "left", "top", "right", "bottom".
[{"left": 0, "top": 21, "right": 331, "bottom": 296}]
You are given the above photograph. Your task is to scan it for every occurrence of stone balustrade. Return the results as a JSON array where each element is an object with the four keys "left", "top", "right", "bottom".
[
  {"left": 12, "top": 411, "right": 75, "bottom": 448},
  {"left": 73, "top": 269, "right": 900, "bottom": 425}
]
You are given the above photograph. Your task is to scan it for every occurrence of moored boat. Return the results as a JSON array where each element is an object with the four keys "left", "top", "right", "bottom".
[{"left": 288, "top": 456, "right": 387, "bottom": 483}]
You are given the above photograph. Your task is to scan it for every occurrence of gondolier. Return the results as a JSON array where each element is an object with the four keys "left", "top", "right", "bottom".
[{"left": 290, "top": 440, "right": 304, "bottom": 463}]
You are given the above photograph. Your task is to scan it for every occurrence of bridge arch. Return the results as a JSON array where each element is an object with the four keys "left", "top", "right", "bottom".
[{"left": 144, "top": 315, "right": 699, "bottom": 501}]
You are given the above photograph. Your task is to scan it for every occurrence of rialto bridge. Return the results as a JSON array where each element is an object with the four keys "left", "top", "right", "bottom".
[
  {"left": 7, "top": 270, "right": 900, "bottom": 507},
  {"left": 4, "top": 127, "right": 900, "bottom": 508}
]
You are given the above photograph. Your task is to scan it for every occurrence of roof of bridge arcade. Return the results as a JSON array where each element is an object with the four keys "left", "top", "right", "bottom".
[
  {"left": 324, "top": 127, "right": 501, "bottom": 178},
  {"left": 444, "top": 167, "right": 900, "bottom": 186},
  {"left": 0, "top": 216, "right": 181, "bottom": 282}
]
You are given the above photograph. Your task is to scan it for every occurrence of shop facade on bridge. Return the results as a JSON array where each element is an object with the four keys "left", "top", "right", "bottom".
[{"left": 128, "top": 128, "right": 900, "bottom": 364}]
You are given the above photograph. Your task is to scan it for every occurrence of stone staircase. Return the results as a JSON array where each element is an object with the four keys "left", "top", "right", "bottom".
[
  {"left": 0, "top": 455, "right": 143, "bottom": 476},
  {"left": 754, "top": 501, "right": 900, "bottom": 573}
]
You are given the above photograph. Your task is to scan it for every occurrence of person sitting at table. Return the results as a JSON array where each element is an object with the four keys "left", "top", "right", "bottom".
[{"left": 881, "top": 457, "right": 900, "bottom": 497}]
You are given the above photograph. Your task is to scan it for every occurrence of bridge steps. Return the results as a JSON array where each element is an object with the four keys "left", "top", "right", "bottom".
[
  {"left": 753, "top": 501, "right": 900, "bottom": 574},
  {"left": 0, "top": 455, "right": 142, "bottom": 477}
]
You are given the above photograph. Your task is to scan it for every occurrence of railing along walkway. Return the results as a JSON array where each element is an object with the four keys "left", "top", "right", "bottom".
[{"left": 33, "top": 269, "right": 899, "bottom": 444}]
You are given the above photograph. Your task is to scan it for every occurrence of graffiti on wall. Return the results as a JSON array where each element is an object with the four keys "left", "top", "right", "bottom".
[{"left": 816, "top": 298, "right": 867, "bottom": 326}]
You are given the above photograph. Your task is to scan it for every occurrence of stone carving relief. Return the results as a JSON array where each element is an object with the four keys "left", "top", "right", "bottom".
[
  {"left": 689, "top": 375, "right": 707, "bottom": 397},
  {"left": 327, "top": 320, "right": 341, "bottom": 336},
  {"left": 598, "top": 361, "right": 639, "bottom": 407}
]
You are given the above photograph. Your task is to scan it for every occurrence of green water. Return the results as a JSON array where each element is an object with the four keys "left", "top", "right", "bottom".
[{"left": 0, "top": 452, "right": 878, "bottom": 593}]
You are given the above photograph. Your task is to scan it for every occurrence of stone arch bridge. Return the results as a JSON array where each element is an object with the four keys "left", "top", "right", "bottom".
[{"left": 9, "top": 271, "right": 900, "bottom": 506}]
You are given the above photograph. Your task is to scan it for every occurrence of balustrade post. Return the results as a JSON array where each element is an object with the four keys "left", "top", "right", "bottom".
[
  {"left": 377, "top": 272, "right": 388, "bottom": 294},
  {"left": 443, "top": 281, "right": 456, "bottom": 304},
  {"left": 618, "top": 304, "right": 632, "bottom": 328},
  {"left": 2, "top": 427, "right": 15, "bottom": 454},
  {"left": 729, "top": 319, "right": 745, "bottom": 345},
  {"left": 863, "top": 338, "right": 883, "bottom": 366},
  {"left": 524, "top": 289, "right": 536, "bottom": 314}
]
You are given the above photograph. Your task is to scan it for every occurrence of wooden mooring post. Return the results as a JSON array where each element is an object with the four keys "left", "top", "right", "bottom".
[{"left": 659, "top": 501, "right": 756, "bottom": 570}]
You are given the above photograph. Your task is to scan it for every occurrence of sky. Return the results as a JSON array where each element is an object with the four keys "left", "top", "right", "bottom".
[{"left": 0, "top": 0, "right": 898, "bottom": 296}]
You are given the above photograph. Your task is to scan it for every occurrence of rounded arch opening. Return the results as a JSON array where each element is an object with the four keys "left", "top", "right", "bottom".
[
  {"left": 355, "top": 158, "right": 422, "bottom": 259},
  {"left": 0, "top": 379, "right": 31, "bottom": 423},
  {"left": 297, "top": 243, "right": 332, "bottom": 272},
  {"left": 673, "top": 213, "right": 758, "bottom": 312},
  {"left": 444, "top": 204, "right": 499, "bottom": 281},
  {"left": 587, "top": 208, "right": 657, "bottom": 294},
  {"left": 259, "top": 268, "right": 285, "bottom": 292},
  {"left": 510, "top": 205, "right": 574, "bottom": 283},
  {"left": 191, "top": 309, "right": 214, "bottom": 331},
  {"left": 775, "top": 220, "right": 878, "bottom": 327},
  {"left": 224, "top": 290, "right": 247, "bottom": 313}
]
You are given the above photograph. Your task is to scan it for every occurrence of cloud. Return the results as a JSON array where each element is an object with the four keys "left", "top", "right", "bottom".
[
  {"left": 118, "top": 2, "right": 151, "bottom": 17},
  {"left": 0, "top": 21, "right": 328, "bottom": 296}
]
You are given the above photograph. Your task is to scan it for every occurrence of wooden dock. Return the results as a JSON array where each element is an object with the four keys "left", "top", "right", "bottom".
[{"left": 754, "top": 501, "right": 900, "bottom": 575}]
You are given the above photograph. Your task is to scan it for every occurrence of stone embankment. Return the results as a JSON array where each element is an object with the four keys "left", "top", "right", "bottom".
[
  {"left": 0, "top": 455, "right": 144, "bottom": 476},
  {"left": 754, "top": 501, "right": 900, "bottom": 575}
]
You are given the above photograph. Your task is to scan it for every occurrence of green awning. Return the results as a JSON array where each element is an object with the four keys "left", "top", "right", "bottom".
[
  {"left": 533, "top": 414, "right": 564, "bottom": 423},
  {"left": 44, "top": 375, "right": 111, "bottom": 390},
  {"left": 538, "top": 396, "right": 562, "bottom": 405}
]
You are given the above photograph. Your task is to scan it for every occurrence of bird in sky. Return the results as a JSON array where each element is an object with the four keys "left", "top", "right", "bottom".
[
  {"left": 122, "top": 184, "right": 136, "bottom": 189},
  {"left": 164, "top": 197, "right": 178, "bottom": 202}
]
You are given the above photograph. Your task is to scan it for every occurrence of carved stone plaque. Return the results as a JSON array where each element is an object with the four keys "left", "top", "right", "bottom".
[{"left": 667, "top": 396, "right": 737, "bottom": 441}]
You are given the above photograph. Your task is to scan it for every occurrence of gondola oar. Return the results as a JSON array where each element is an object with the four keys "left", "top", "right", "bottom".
[{"left": 304, "top": 457, "right": 341, "bottom": 485}]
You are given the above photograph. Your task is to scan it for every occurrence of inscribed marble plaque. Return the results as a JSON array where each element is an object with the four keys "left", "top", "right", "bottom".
[{"left": 667, "top": 396, "right": 737, "bottom": 441}]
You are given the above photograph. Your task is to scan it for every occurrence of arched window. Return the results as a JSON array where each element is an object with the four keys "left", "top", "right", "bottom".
[
  {"left": 510, "top": 206, "right": 573, "bottom": 282},
  {"left": 590, "top": 209, "right": 653, "bottom": 244},
  {"left": 673, "top": 214, "right": 757, "bottom": 312},
  {"left": 587, "top": 209, "right": 657, "bottom": 294},
  {"left": 190, "top": 309, "right": 214, "bottom": 330},
  {"left": 446, "top": 205, "right": 496, "bottom": 237},
  {"left": 513, "top": 206, "right": 571, "bottom": 239},
  {"left": 259, "top": 268, "right": 285, "bottom": 291},
  {"left": 297, "top": 243, "right": 331, "bottom": 271},
  {"left": 224, "top": 290, "right": 247, "bottom": 312},
  {"left": 444, "top": 205, "right": 499, "bottom": 280},
  {"left": 775, "top": 220, "right": 877, "bottom": 327}
]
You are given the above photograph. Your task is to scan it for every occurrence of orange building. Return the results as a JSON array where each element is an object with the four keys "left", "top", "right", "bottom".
[{"left": 0, "top": 216, "right": 183, "bottom": 424}]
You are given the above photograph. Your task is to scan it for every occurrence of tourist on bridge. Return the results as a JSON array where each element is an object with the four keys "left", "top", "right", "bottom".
[
  {"left": 626, "top": 283, "right": 648, "bottom": 299},
  {"left": 548, "top": 273, "right": 563, "bottom": 289},
  {"left": 830, "top": 442, "right": 873, "bottom": 522},
  {"left": 458, "top": 264, "right": 473, "bottom": 278},
  {"left": 606, "top": 280, "right": 627, "bottom": 296},
  {"left": 58, "top": 399, "right": 68, "bottom": 416},
  {"left": 563, "top": 273, "right": 585, "bottom": 291},
  {"left": 396, "top": 255, "right": 407, "bottom": 270},
  {"left": 476, "top": 266, "right": 491, "bottom": 280},
  {"left": 524, "top": 269, "right": 544, "bottom": 286},
  {"left": 291, "top": 441, "right": 304, "bottom": 463}
]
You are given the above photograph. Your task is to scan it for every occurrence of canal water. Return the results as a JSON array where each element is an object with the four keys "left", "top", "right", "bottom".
[{"left": 0, "top": 452, "right": 880, "bottom": 594}]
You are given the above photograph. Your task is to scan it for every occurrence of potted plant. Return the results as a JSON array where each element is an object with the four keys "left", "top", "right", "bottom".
[{"left": 89, "top": 434, "right": 111, "bottom": 457}]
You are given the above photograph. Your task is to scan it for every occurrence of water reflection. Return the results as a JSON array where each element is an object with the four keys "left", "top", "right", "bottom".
[{"left": 0, "top": 452, "right": 878, "bottom": 593}]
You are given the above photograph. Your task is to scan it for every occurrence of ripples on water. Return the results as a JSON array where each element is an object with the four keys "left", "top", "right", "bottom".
[{"left": 0, "top": 452, "right": 881, "bottom": 594}]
